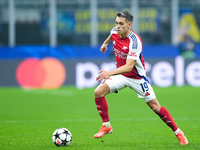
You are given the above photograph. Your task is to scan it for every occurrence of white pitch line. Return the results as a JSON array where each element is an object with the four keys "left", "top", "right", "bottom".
[{"left": 1, "top": 117, "right": 199, "bottom": 124}]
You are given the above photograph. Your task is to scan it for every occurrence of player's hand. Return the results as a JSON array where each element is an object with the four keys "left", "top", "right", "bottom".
[
  {"left": 96, "top": 70, "right": 111, "bottom": 83},
  {"left": 100, "top": 45, "right": 107, "bottom": 53}
]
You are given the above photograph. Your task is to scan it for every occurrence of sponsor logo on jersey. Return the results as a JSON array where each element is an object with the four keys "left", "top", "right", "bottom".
[{"left": 114, "top": 48, "right": 128, "bottom": 59}]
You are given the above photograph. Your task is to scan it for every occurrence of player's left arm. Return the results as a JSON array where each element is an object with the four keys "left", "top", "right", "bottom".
[{"left": 96, "top": 59, "right": 136, "bottom": 83}]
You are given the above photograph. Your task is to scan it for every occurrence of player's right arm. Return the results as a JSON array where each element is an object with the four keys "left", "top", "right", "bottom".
[
  {"left": 96, "top": 58, "right": 136, "bottom": 83},
  {"left": 100, "top": 35, "right": 112, "bottom": 53}
]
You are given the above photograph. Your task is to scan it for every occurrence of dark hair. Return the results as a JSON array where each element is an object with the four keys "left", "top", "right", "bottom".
[{"left": 116, "top": 11, "right": 134, "bottom": 23}]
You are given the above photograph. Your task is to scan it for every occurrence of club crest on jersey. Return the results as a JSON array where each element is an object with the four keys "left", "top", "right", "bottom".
[{"left": 122, "top": 46, "right": 128, "bottom": 50}]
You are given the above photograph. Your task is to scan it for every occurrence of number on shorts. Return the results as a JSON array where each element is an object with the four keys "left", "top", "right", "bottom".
[{"left": 140, "top": 82, "right": 149, "bottom": 92}]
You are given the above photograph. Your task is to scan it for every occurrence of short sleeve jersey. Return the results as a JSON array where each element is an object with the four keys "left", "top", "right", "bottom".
[{"left": 110, "top": 27, "right": 146, "bottom": 79}]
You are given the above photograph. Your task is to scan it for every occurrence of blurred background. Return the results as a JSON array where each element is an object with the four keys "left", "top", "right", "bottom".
[{"left": 0, "top": 0, "right": 200, "bottom": 88}]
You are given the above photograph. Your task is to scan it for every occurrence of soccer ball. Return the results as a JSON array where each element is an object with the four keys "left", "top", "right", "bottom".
[{"left": 52, "top": 128, "right": 72, "bottom": 146}]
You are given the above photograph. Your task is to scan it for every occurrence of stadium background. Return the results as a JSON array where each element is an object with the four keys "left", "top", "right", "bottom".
[
  {"left": 0, "top": 0, "right": 200, "bottom": 88},
  {"left": 1, "top": 1, "right": 200, "bottom": 149}
]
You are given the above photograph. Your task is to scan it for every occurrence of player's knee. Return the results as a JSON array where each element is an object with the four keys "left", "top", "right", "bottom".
[
  {"left": 147, "top": 99, "right": 161, "bottom": 113},
  {"left": 150, "top": 104, "right": 160, "bottom": 113},
  {"left": 94, "top": 84, "right": 110, "bottom": 98},
  {"left": 94, "top": 88, "right": 103, "bottom": 98}
]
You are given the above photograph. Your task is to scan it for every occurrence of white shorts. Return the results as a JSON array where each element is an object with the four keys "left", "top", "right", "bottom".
[{"left": 102, "top": 74, "right": 156, "bottom": 102}]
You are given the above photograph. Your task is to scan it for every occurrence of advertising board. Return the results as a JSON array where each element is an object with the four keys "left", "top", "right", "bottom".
[{"left": 0, "top": 56, "right": 199, "bottom": 88}]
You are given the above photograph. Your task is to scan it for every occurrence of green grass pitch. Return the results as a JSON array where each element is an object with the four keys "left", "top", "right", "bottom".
[{"left": 0, "top": 86, "right": 200, "bottom": 150}]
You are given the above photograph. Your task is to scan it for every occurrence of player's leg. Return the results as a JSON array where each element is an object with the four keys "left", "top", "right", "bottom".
[
  {"left": 94, "top": 75, "right": 126, "bottom": 138},
  {"left": 133, "top": 78, "right": 180, "bottom": 132},
  {"left": 94, "top": 83, "right": 110, "bottom": 124},
  {"left": 147, "top": 98, "right": 188, "bottom": 145},
  {"left": 128, "top": 78, "right": 188, "bottom": 145},
  {"left": 147, "top": 98, "right": 178, "bottom": 131},
  {"left": 94, "top": 83, "right": 113, "bottom": 138}
]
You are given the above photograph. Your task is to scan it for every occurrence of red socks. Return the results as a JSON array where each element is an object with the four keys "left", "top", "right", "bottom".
[
  {"left": 95, "top": 98, "right": 178, "bottom": 132},
  {"left": 95, "top": 97, "right": 109, "bottom": 122},
  {"left": 157, "top": 106, "right": 178, "bottom": 131}
]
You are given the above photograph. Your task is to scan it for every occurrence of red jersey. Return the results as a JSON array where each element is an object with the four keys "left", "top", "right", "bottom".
[{"left": 110, "top": 27, "right": 146, "bottom": 79}]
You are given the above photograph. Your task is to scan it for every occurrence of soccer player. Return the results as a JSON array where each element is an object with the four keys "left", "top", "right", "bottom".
[{"left": 93, "top": 11, "right": 188, "bottom": 145}]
